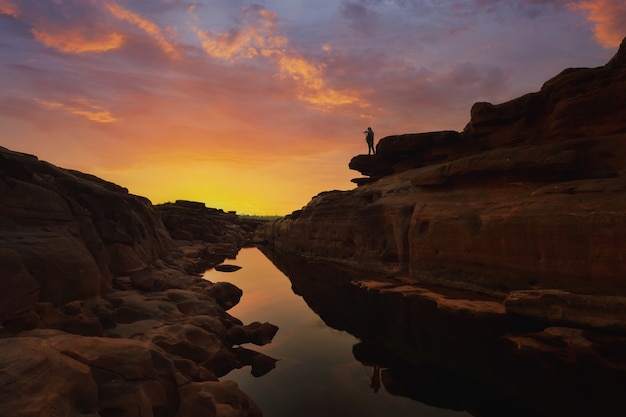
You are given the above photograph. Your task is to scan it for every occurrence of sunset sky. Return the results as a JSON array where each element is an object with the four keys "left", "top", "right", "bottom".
[{"left": 1, "top": 1, "right": 624, "bottom": 215}]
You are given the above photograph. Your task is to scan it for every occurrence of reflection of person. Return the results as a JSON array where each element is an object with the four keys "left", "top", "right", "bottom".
[
  {"left": 364, "top": 127, "right": 375, "bottom": 155},
  {"left": 370, "top": 366, "right": 381, "bottom": 393}
]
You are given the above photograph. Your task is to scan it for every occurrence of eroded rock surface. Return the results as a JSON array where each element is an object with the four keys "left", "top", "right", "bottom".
[
  {"left": 0, "top": 147, "right": 275, "bottom": 417},
  {"left": 258, "top": 37, "right": 626, "bottom": 334}
]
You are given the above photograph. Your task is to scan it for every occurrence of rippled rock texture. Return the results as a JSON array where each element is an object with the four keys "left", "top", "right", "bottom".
[
  {"left": 0, "top": 146, "right": 276, "bottom": 417},
  {"left": 258, "top": 37, "right": 626, "bottom": 333}
]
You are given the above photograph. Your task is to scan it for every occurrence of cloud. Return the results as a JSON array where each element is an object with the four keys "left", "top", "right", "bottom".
[
  {"left": 569, "top": 0, "right": 626, "bottom": 47},
  {"left": 0, "top": 0, "right": 125, "bottom": 54},
  {"left": 195, "top": 5, "right": 363, "bottom": 109},
  {"left": 31, "top": 28, "right": 124, "bottom": 53},
  {"left": 0, "top": 0, "right": 180, "bottom": 56},
  {"left": 341, "top": 2, "right": 379, "bottom": 34},
  {"left": 0, "top": 0, "right": 18, "bottom": 17},
  {"left": 195, "top": 5, "right": 287, "bottom": 61},
  {"left": 105, "top": 1, "right": 179, "bottom": 57},
  {"left": 34, "top": 97, "right": 118, "bottom": 123}
]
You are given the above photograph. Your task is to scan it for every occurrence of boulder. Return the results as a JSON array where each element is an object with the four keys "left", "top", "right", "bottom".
[{"left": 215, "top": 264, "right": 243, "bottom": 272}]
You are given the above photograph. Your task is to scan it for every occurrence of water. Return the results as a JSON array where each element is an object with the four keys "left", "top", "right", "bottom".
[{"left": 204, "top": 247, "right": 472, "bottom": 417}]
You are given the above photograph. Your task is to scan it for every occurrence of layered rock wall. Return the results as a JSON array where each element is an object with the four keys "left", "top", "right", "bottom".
[
  {"left": 258, "top": 38, "right": 626, "bottom": 319},
  {"left": 0, "top": 147, "right": 174, "bottom": 312}
]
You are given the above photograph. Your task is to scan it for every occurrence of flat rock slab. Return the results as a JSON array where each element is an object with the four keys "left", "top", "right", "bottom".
[{"left": 215, "top": 264, "right": 242, "bottom": 272}]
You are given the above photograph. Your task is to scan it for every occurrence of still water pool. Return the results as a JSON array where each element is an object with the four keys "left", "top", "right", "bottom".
[{"left": 204, "top": 247, "right": 473, "bottom": 417}]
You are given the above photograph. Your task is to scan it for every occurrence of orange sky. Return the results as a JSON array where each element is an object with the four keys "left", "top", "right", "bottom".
[{"left": 0, "top": 1, "right": 624, "bottom": 214}]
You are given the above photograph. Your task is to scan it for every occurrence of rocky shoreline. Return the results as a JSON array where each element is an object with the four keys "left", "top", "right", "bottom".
[
  {"left": 259, "top": 246, "right": 626, "bottom": 417},
  {"left": 0, "top": 146, "right": 276, "bottom": 417}
]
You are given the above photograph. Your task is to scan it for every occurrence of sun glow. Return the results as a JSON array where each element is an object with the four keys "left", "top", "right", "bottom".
[{"left": 0, "top": 0, "right": 619, "bottom": 215}]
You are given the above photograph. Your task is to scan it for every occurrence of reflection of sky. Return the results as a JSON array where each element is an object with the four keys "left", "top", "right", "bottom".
[
  {"left": 1, "top": 1, "right": 624, "bottom": 214},
  {"left": 204, "top": 248, "right": 472, "bottom": 417}
]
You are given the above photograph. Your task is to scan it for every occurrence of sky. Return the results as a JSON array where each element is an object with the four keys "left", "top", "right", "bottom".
[{"left": 0, "top": 1, "right": 625, "bottom": 215}]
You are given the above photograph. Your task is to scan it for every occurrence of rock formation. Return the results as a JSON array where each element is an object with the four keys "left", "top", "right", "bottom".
[
  {"left": 258, "top": 37, "right": 626, "bottom": 335},
  {"left": 0, "top": 146, "right": 276, "bottom": 417}
]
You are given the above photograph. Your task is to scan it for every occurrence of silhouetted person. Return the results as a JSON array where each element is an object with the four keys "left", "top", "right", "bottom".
[{"left": 364, "top": 127, "right": 375, "bottom": 155}]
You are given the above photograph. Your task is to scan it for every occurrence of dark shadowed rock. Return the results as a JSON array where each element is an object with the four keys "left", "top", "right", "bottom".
[
  {"left": 0, "top": 148, "right": 277, "bottom": 416},
  {"left": 228, "top": 322, "right": 280, "bottom": 346},
  {"left": 258, "top": 37, "right": 626, "bottom": 334},
  {"left": 215, "top": 263, "right": 243, "bottom": 272},
  {"left": 205, "top": 281, "right": 243, "bottom": 310},
  {"left": 235, "top": 347, "right": 279, "bottom": 377},
  {"left": 0, "top": 146, "right": 175, "bottom": 309},
  {"left": 0, "top": 334, "right": 99, "bottom": 417},
  {"left": 176, "top": 380, "right": 262, "bottom": 417}
]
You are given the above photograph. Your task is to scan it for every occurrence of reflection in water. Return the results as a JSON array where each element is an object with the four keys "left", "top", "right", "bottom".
[
  {"left": 257, "top": 246, "right": 626, "bottom": 417},
  {"left": 204, "top": 248, "right": 471, "bottom": 417}
]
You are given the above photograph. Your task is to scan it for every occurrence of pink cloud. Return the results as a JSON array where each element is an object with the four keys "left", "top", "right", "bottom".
[
  {"left": 0, "top": 0, "right": 18, "bottom": 17},
  {"left": 0, "top": 0, "right": 125, "bottom": 54},
  {"left": 194, "top": 5, "right": 364, "bottom": 110},
  {"left": 570, "top": 0, "right": 626, "bottom": 47},
  {"left": 34, "top": 97, "right": 119, "bottom": 123},
  {"left": 1, "top": 0, "right": 180, "bottom": 56},
  {"left": 31, "top": 28, "right": 124, "bottom": 53},
  {"left": 105, "top": 1, "right": 179, "bottom": 57}
]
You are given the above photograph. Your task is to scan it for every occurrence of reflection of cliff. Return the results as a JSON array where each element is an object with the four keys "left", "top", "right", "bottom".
[
  {"left": 257, "top": 38, "right": 626, "bottom": 334},
  {"left": 259, "top": 246, "right": 626, "bottom": 417}
]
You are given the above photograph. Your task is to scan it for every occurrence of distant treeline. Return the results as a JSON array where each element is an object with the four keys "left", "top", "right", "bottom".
[{"left": 239, "top": 214, "right": 283, "bottom": 221}]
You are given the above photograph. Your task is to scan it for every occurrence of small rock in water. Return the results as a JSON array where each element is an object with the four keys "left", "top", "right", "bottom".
[{"left": 215, "top": 264, "right": 242, "bottom": 272}]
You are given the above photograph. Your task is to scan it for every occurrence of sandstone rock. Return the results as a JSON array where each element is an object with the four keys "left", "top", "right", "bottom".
[
  {"left": 34, "top": 302, "right": 103, "bottom": 336},
  {"left": 130, "top": 268, "right": 169, "bottom": 291},
  {"left": 157, "top": 201, "right": 249, "bottom": 248},
  {"left": 0, "top": 334, "right": 99, "bottom": 417},
  {"left": 176, "top": 380, "right": 262, "bottom": 417},
  {"left": 504, "top": 290, "right": 626, "bottom": 332},
  {"left": 463, "top": 45, "right": 626, "bottom": 151},
  {"left": 349, "top": 131, "right": 463, "bottom": 179},
  {"left": 258, "top": 36, "right": 626, "bottom": 334},
  {"left": 349, "top": 154, "right": 393, "bottom": 178},
  {"left": 0, "top": 248, "right": 39, "bottom": 326},
  {"left": 228, "top": 322, "right": 280, "bottom": 346},
  {"left": 206, "top": 281, "right": 244, "bottom": 310},
  {"left": 234, "top": 347, "right": 278, "bottom": 377},
  {"left": 0, "top": 146, "right": 176, "bottom": 310},
  {"left": 0, "top": 147, "right": 277, "bottom": 416}
]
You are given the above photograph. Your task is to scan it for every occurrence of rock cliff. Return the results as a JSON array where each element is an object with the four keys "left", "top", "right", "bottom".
[
  {"left": 0, "top": 146, "right": 276, "bottom": 417},
  {"left": 258, "top": 37, "right": 626, "bottom": 334}
]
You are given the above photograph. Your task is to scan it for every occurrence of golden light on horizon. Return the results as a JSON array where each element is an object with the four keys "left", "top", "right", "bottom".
[{"left": 0, "top": 0, "right": 621, "bottom": 215}]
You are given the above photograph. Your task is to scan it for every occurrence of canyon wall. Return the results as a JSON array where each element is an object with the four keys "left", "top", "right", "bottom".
[{"left": 258, "top": 38, "right": 626, "bottom": 329}]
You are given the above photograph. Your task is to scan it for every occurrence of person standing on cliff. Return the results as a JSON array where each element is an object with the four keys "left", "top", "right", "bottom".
[{"left": 364, "top": 127, "right": 375, "bottom": 155}]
